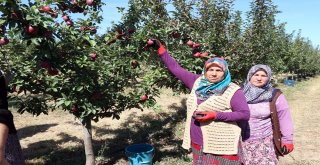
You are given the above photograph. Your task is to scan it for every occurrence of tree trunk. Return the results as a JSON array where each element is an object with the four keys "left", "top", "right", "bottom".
[{"left": 82, "top": 118, "right": 95, "bottom": 165}]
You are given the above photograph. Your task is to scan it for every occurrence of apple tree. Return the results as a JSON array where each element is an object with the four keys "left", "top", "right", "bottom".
[{"left": 0, "top": 0, "right": 161, "bottom": 164}]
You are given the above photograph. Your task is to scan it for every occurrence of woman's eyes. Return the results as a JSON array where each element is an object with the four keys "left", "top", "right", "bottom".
[
  {"left": 254, "top": 74, "right": 267, "bottom": 77},
  {"left": 208, "top": 69, "right": 222, "bottom": 72}
]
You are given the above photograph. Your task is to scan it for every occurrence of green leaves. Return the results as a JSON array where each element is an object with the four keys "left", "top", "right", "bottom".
[{"left": 1, "top": 0, "right": 319, "bottom": 123}]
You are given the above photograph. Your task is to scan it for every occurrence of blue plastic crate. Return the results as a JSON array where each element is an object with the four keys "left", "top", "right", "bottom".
[{"left": 284, "top": 79, "right": 295, "bottom": 87}]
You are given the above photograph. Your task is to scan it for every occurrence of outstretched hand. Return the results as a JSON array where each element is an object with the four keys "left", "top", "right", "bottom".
[{"left": 146, "top": 39, "right": 166, "bottom": 55}]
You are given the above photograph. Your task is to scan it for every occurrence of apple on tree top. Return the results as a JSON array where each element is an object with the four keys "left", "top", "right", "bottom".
[
  {"left": 40, "top": 5, "right": 51, "bottom": 13},
  {"left": 62, "top": 15, "right": 70, "bottom": 21},
  {"left": 66, "top": 20, "right": 74, "bottom": 26},
  {"left": 86, "top": 0, "right": 94, "bottom": 6}
]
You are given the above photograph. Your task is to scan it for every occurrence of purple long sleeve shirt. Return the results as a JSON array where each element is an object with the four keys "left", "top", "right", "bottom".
[
  {"left": 160, "top": 51, "right": 250, "bottom": 145},
  {"left": 246, "top": 95, "right": 294, "bottom": 143}
]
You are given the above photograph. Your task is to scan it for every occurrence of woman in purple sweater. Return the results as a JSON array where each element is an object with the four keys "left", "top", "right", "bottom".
[
  {"left": 147, "top": 39, "right": 250, "bottom": 165},
  {"left": 240, "top": 64, "right": 294, "bottom": 165}
]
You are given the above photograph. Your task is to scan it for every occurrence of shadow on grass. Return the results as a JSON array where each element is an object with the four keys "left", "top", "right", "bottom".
[
  {"left": 22, "top": 133, "right": 84, "bottom": 165},
  {"left": 18, "top": 124, "right": 58, "bottom": 140},
  {"left": 94, "top": 98, "right": 189, "bottom": 165},
  {"left": 20, "top": 98, "right": 189, "bottom": 165}
]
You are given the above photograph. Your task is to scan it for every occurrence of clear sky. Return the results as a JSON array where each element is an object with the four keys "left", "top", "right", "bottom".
[{"left": 101, "top": 0, "right": 320, "bottom": 47}]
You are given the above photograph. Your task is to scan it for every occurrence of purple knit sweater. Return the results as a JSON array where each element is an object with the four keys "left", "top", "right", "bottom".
[{"left": 160, "top": 51, "right": 250, "bottom": 145}]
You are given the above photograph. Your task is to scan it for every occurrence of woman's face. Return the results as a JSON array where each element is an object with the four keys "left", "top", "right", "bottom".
[
  {"left": 250, "top": 70, "right": 268, "bottom": 87},
  {"left": 205, "top": 66, "right": 225, "bottom": 83}
]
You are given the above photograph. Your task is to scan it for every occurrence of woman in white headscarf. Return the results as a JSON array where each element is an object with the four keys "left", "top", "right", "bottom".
[{"left": 240, "top": 64, "right": 294, "bottom": 165}]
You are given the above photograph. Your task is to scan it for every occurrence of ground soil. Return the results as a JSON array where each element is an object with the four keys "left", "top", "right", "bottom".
[
  {"left": 11, "top": 76, "right": 320, "bottom": 165},
  {"left": 278, "top": 76, "right": 320, "bottom": 165}
]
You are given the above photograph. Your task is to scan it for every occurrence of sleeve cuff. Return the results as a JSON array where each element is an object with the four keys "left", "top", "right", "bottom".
[{"left": 158, "top": 46, "right": 166, "bottom": 55}]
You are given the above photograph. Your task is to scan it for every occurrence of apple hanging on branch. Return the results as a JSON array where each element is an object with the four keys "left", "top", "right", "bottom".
[
  {"left": 89, "top": 52, "right": 97, "bottom": 61},
  {"left": 147, "top": 39, "right": 154, "bottom": 45},
  {"left": 140, "top": 94, "right": 148, "bottom": 102},
  {"left": 0, "top": 37, "right": 9, "bottom": 46},
  {"left": 131, "top": 60, "right": 139, "bottom": 69},
  {"left": 71, "top": 105, "right": 78, "bottom": 113},
  {"left": 25, "top": 25, "right": 38, "bottom": 35},
  {"left": 40, "top": 5, "right": 51, "bottom": 13},
  {"left": 200, "top": 52, "right": 209, "bottom": 57}
]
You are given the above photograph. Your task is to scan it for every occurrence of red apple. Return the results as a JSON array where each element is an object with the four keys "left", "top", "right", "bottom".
[
  {"left": 11, "top": 11, "right": 20, "bottom": 19},
  {"left": 140, "top": 94, "right": 148, "bottom": 102},
  {"left": 147, "top": 39, "right": 154, "bottom": 45},
  {"left": 200, "top": 52, "right": 209, "bottom": 57},
  {"left": 62, "top": 15, "right": 70, "bottom": 21},
  {"left": 187, "top": 40, "right": 194, "bottom": 47},
  {"left": 171, "top": 32, "right": 181, "bottom": 38},
  {"left": 41, "top": 5, "right": 51, "bottom": 12},
  {"left": 131, "top": 60, "right": 139, "bottom": 69},
  {"left": 40, "top": 61, "right": 51, "bottom": 69},
  {"left": 86, "top": 0, "right": 94, "bottom": 6},
  {"left": 90, "top": 27, "right": 97, "bottom": 34},
  {"left": 50, "top": 12, "right": 58, "bottom": 18},
  {"left": 193, "top": 52, "right": 201, "bottom": 58},
  {"left": 89, "top": 52, "right": 97, "bottom": 61},
  {"left": 48, "top": 68, "right": 59, "bottom": 75},
  {"left": 71, "top": 105, "right": 78, "bottom": 113},
  {"left": 0, "top": 37, "right": 9, "bottom": 45},
  {"left": 128, "top": 28, "right": 135, "bottom": 34},
  {"left": 80, "top": 26, "right": 86, "bottom": 31},
  {"left": 65, "top": 20, "right": 74, "bottom": 26},
  {"left": 193, "top": 43, "right": 201, "bottom": 48},
  {"left": 25, "top": 25, "right": 38, "bottom": 35},
  {"left": 58, "top": 3, "right": 68, "bottom": 11},
  {"left": 71, "top": 0, "right": 78, "bottom": 5}
]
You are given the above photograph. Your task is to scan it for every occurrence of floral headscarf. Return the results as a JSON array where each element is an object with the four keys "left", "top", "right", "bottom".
[
  {"left": 242, "top": 64, "right": 274, "bottom": 104},
  {"left": 195, "top": 57, "right": 231, "bottom": 100}
]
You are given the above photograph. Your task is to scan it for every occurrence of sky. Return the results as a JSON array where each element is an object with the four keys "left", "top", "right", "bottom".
[{"left": 101, "top": 0, "right": 320, "bottom": 47}]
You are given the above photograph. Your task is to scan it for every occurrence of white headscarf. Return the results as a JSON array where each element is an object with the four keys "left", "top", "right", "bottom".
[{"left": 242, "top": 64, "right": 274, "bottom": 104}]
